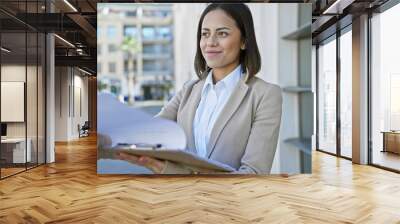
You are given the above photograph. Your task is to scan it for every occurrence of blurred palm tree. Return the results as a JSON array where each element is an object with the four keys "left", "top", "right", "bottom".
[{"left": 120, "top": 36, "right": 141, "bottom": 105}]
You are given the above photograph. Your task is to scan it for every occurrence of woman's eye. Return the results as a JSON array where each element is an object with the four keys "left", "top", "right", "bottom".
[
  {"left": 218, "top": 32, "right": 228, "bottom": 37},
  {"left": 201, "top": 32, "right": 209, "bottom": 37}
]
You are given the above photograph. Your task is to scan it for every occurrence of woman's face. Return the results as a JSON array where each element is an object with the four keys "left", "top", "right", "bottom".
[{"left": 200, "top": 9, "right": 244, "bottom": 71}]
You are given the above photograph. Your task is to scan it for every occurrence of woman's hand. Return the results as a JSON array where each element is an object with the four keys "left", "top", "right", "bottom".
[{"left": 115, "top": 152, "right": 166, "bottom": 174}]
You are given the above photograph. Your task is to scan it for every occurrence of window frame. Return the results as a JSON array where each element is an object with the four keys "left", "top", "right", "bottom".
[{"left": 315, "top": 24, "right": 353, "bottom": 161}]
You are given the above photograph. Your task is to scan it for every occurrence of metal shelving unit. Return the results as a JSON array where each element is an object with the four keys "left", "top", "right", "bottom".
[{"left": 281, "top": 5, "right": 313, "bottom": 173}]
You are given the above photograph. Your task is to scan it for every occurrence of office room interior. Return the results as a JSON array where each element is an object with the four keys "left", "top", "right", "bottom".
[{"left": 0, "top": 0, "right": 399, "bottom": 223}]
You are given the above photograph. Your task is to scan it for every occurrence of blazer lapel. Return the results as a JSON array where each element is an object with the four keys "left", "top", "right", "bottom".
[
  {"left": 206, "top": 77, "right": 249, "bottom": 158},
  {"left": 182, "top": 80, "right": 204, "bottom": 153}
]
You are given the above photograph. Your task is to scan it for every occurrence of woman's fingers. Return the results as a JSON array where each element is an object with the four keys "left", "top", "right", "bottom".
[
  {"left": 115, "top": 152, "right": 139, "bottom": 163},
  {"left": 115, "top": 152, "right": 165, "bottom": 174},
  {"left": 138, "top": 156, "right": 165, "bottom": 173}
]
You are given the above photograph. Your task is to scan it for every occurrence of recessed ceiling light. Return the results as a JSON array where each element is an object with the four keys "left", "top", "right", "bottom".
[
  {"left": 1, "top": 47, "right": 11, "bottom": 53},
  {"left": 54, "top": 34, "right": 75, "bottom": 48},
  {"left": 63, "top": 0, "right": 78, "bottom": 12},
  {"left": 322, "top": 0, "right": 355, "bottom": 15},
  {"left": 78, "top": 67, "right": 92, "bottom": 76}
]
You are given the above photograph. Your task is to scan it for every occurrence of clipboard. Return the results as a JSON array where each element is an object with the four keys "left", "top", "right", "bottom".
[{"left": 106, "top": 144, "right": 235, "bottom": 172}]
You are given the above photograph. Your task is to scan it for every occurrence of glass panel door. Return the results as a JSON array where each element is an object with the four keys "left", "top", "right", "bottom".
[
  {"left": 1, "top": 31, "right": 28, "bottom": 177},
  {"left": 318, "top": 36, "right": 337, "bottom": 154}
]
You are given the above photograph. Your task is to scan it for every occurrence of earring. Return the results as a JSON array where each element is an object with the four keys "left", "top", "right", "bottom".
[{"left": 243, "top": 67, "right": 250, "bottom": 82}]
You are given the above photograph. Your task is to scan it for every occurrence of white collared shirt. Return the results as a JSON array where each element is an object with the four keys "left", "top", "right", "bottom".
[{"left": 193, "top": 65, "right": 243, "bottom": 158}]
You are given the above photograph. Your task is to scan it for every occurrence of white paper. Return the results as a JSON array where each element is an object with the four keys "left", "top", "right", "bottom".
[{"left": 98, "top": 93, "right": 187, "bottom": 150}]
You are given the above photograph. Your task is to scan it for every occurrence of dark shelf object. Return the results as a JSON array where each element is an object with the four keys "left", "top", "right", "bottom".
[
  {"left": 284, "top": 138, "right": 311, "bottom": 155},
  {"left": 282, "top": 86, "right": 312, "bottom": 93},
  {"left": 282, "top": 23, "right": 311, "bottom": 40}
]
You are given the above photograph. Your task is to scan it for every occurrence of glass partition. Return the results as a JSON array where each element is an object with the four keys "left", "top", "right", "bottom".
[
  {"left": 27, "top": 30, "right": 38, "bottom": 169},
  {"left": 0, "top": 0, "right": 46, "bottom": 179},
  {"left": 339, "top": 27, "right": 352, "bottom": 158},
  {"left": 1, "top": 31, "right": 28, "bottom": 177},
  {"left": 317, "top": 35, "right": 337, "bottom": 155},
  {"left": 38, "top": 32, "right": 45, "bottom": 165}
]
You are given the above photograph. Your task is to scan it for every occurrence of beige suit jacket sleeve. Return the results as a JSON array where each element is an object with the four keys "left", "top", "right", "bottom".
[
  {"left": 233, "top": 85, "right": 282, "bottom": 174},
  {"left": 156, "top": 88, "right": 184, "bottom": 121},
  {"left": 156, "top": 80, "right": 197, "bottom": 120}
]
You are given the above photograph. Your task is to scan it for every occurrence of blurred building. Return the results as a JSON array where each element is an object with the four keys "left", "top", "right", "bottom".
[{"left": 97, "top": 3, "right": 174, "bottom": 101}]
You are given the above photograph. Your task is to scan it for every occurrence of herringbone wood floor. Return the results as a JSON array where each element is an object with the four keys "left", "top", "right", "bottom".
[{"left": 1, "top": 134, "right": 400, "bottom": 224}]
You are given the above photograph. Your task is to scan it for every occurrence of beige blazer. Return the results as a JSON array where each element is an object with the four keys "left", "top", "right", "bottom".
[{"left": 156, "top": 74, "right": 282, "bottom": 174}]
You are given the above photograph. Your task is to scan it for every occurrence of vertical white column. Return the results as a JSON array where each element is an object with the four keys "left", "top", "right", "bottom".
[
  {"left": 46, "top": 34, "right": 55, "bottom": 163},
  {"left": 352, "top": 14, "right": 369, "bottom": 164},
  {"left": 46, "top": 0, "right": 55, "bottom": 163}
]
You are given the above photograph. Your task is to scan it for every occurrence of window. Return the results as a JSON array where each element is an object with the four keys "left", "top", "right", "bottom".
[
  {"left": 316, "top": 28, "right": 353, "bottom": 159},
  {"left": 108, "top": 44, "right": 117, "bottom": 53},
  {"left": 142, "top": 26, "right": 172, "bottom": 41},
  {"left": 107, "top": 25, "right": 117, "bottom": 38},
  {"left": 143, "top": 59, "right": 169, "bottom": 72},
  {"left": 108, "top": 62, "right": 116, "bottom": 73},
  {"left": 371, "top": 3, "right": 400, "bottom": 171},
  {"left": 143, "top": 44, "right": 163, "bottom": 54},
  {"left": 142, "top": 26, "right": 156, "bottom": 40},
  {"left": 125, "top": 10, "right": 136, "bottom": 17},
  {"left": 142, "top": 9, "right": 170, "bottom": 18},
  {"left": 391, "top": 75, "right": 400, "bottom": 129},
  {"left": 339, "top": 28, "right": 352, "bottom": 158},
  {"left": 143, "top": 60, "right": 158, "bottom": 71},
  {"left": 124, "top": 26, "right": 137, "bottom": 38},
  {"left": 158, "top": 26, "right": 172, "bottom": 39},
  {"left": 317, "top": 36, "right": 337, "bottom": 155}
]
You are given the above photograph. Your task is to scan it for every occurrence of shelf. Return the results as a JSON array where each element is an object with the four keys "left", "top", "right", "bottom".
[
  {"left": 282, "top": 86, "right": 312, "bottom": 93},
  {"left": 281, "top": 23, "right": 311, "bottom": 40},
  {"left": 284, "top": 138, "right": 311, "bottom": 155}
]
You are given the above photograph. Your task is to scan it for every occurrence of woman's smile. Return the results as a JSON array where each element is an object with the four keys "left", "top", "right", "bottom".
[{"left": 205, "top": 50, "right": 223, "bottom": 59}]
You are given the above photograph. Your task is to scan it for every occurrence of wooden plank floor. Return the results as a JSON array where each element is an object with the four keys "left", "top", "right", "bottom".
[{"left": 1, "top": 134, "right": 400, "bottom": 224}]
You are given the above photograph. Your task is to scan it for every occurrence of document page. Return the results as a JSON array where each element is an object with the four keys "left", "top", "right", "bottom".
[{"left": 98, "top": 93, "right": 187, "bottom": 149}]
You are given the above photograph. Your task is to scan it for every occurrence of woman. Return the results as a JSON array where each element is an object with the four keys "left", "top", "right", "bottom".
[{"left": 116, "top": 3, "right": 282, "bottom": 174}]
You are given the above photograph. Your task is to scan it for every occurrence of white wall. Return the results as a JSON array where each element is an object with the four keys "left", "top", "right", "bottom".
[{"left": 55, "top": 67, "right": 89, "bottom": 141}]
